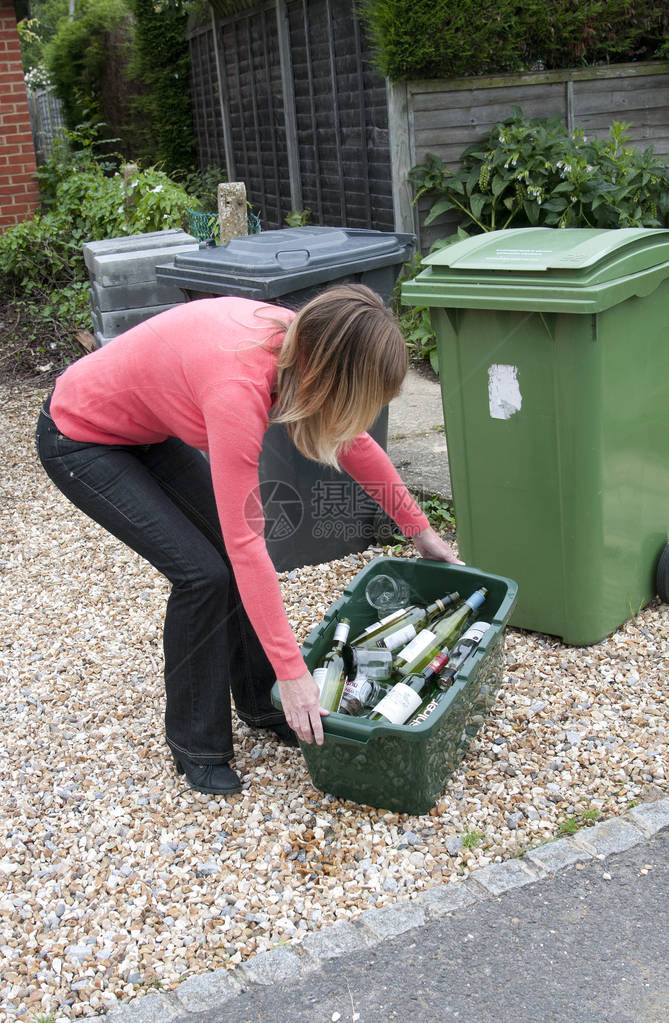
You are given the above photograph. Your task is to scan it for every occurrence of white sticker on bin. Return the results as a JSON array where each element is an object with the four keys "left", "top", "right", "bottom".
[{"left": 488, "top": 364, "right": 522, "bottom": 420}]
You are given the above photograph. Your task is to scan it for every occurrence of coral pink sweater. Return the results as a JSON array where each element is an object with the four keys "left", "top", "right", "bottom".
[{"left": 51, "top": 297, "right": 429, "bottom": 679}]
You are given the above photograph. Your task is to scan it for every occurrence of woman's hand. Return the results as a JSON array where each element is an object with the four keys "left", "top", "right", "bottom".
[
  {"left": 277, "top": 670, "right": 329, "bottom": 745},
  {"left": 413, "top": 525, "right": 464, "bottom": 564}
]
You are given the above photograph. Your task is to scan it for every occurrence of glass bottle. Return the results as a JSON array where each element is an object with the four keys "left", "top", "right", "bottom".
[
  {"left": 392, "top": 587, "right": 488, "bottom": 678},
  {"left": 338, "top": 673, "right": 383, "bottom": 716},
  {"left": 367, "top": 649, "right": 450, "bottom": 725},
  {"left": 407, "top": 621, "right": 492, "bottom": 726},
  {"left": 315, "top": 618, "right": 354, "bottom": 712},
  {"left": 350, "top": 591, "right": 460, "bottom": 650}
]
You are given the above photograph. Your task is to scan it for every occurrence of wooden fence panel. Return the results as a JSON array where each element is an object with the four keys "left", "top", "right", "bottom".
[
  {"left": 390, "top": 62, "right": 669, "bottom": 251},
  {"left": 188, "top": 0, "right": 393, "bottom": 232},
  {"left": 188, "top": 24, "right": 227, "bottom": 176},
  {"left": 573, "top": 74, "right": 669, "bottom": 153},
  {"left": 216, "top": 7, "right": 292, "bottom": 228}
]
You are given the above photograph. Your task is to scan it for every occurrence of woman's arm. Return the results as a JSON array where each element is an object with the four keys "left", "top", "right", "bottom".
[{"left": 338, "top": 432, "right": 463, "bottom": 563}]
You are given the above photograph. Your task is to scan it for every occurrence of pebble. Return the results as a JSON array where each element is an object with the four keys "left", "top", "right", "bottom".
[{"left": 0, "top": 382, "right": 667, "bottom": 1023}]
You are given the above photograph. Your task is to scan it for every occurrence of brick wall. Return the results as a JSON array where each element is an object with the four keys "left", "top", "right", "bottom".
[{"left": 0, "top": 0, "right": 40, "bottom": 232}]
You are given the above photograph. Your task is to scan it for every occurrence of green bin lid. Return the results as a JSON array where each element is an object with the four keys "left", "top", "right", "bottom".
[{"left": 402, "top": 227, "right": 669, "bottom": 313}]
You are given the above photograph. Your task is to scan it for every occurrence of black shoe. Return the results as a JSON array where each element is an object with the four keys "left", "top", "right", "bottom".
[
  {"left": 265, "top": 722, "right": 299, "bottom": 747},
  {"left": 171, "top": 751, "right": 242, "bottom": 794}
]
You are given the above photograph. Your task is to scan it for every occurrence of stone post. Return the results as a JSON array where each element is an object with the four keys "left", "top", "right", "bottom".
[{"left": 217, "top": 182, "right": 248, "bottom": 244}]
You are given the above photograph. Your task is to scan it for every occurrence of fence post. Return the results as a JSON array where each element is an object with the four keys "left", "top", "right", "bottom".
[
  {"left": 275, "top": 0, "right": 302, "bottom": 214},
  {"left": 210, "top": 6, "right": 236, "bottom": 181},
  {"left": 387, "top": 79, "right": 418, "bottom": 238}
]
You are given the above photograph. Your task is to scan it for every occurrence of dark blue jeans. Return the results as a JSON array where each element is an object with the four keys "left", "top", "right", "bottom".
[{"left": 35, "top": 397, "right": 283, "bottom": 763}]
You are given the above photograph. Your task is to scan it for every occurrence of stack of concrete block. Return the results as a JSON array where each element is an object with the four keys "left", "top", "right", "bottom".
[{"left": 83, "top": 229, "right": 199, "bottom": 347}]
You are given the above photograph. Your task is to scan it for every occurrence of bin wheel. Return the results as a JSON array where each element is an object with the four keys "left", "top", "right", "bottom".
[{"left": 657, "top": 543, "right": 669, "bottom": 603}]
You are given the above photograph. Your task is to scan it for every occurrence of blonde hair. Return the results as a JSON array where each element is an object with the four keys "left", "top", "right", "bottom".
[{"left": 273, "top": 283, "right": 408, "bottom": 467}]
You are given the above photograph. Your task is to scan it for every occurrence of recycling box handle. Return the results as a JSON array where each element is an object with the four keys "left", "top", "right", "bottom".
[{"left": 275, "top": 248, "right": 311, "bottom": 268}]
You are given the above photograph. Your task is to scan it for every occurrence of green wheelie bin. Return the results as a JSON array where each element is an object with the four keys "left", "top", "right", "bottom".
[{"left": 402, "top": 227, "right": 669, "bottom": 645}]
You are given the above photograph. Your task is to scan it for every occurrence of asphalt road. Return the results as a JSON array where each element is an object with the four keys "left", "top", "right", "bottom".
[{"left": 201, "top": 828, "right": 668, "bottom": 1023}]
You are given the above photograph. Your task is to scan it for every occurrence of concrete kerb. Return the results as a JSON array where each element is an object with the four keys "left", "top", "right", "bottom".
[{"left": 97, "top": 797, "right": 669, "bottom": 1022}]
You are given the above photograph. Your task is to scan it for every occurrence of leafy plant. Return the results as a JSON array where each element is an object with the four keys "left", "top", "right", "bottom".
[
  {"left": 418, "top": 495, "right": 455, "bottom": 534},
  {"left": 410, "top": 111, "right": 669, "bottom": 235},
  {"left": 176, "top": 165, "right": 227, "bottom": 211},
  {"left": 462, "top": 828, "right": 485, "bottom": 849},
  {"left": 556, "top": 806, "right": 600, "bottom": 837},
  {"left": 284, "top": 208, "right": 311, "bottom": 227},
  {"left": 393, "top": 250, "right": 437, "bottom": 370},
  {"left": 126, "top": 0, "right": 195, "bottom": 174}
]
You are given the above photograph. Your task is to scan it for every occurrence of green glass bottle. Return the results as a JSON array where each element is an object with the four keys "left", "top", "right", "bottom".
[
  {"left": 367, "top": 650, "right": 450, "bottom": 725},
  {"left": 314, "top": 618, "right": 354, "bottom": 712},
  {"left": 392, "top": 587, "right": 488, "bottom": 678},
  {"left": 350, "top": 591, "right": 460, "bottom": 650},
  {"left": 407, "top": 621, "right": 492, "bottom": 727}
]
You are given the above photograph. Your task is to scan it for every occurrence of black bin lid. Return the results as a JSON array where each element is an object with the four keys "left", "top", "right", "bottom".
[{"left": 155, "top": 226, "right": 415, "bottom": 298}]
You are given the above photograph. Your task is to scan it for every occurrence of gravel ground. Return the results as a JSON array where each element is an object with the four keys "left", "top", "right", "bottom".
[{"left": 1, "top": 380, "right": 667, "bottom": 1022}]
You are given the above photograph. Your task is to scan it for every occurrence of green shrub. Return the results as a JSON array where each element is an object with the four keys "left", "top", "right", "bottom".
[
  {"left": 409, "top": 111, "right": 669, "bottom": 234},
  {"left": 45, "top": 0, "right": 195, "bottom": 175},
  {"left": 361, "top": 0, "right": 669, "bottom": 81},
  {"left": 126, "top": 0, "right": 195, "bottom": 174},
  {"left": 46, "top": 0, "right": 137, "bottom": 143}
]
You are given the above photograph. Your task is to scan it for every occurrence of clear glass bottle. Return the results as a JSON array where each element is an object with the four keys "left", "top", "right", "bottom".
[{"left": 338, "top": 673, "right": 383, "bottom": 716}]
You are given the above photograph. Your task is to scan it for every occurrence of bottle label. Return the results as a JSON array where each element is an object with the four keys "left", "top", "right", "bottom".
[
  {"left": 312, "top": 667, "right": 327, "bottom": 694},
  {"left": 409, "top": 695, "right": 442, "bottom": 727},
  {"left": 373, "top": 683, "right": 422, "bottom": 725},
  {"left": 395, "top": 628, "right": 436, "bottom": 664},
  {"left": 426, "top": 650, "right": 449, "bottom": 675},
  {"left": 380, "top": 622, "right": 417, "bottom": 651},
  {"left": 342, "top": 675, "right": 373, "bottom": 705},
  {"left": 358, "top": 608, "right": 407, "bottom": 637},
  {"left": 333, "top": 621, "right": 350, "bottom": 644},
  {"left": 451, "top": 622, "right": 491, "bottom": 666}
]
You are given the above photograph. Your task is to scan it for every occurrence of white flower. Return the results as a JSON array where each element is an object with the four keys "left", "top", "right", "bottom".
[{"left": 151, "top": 185, "right": 164, "bottom": 194}]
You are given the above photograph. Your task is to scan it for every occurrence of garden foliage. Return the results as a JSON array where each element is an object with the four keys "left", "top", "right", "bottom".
[
  {"left": 46, "top": 0, "right": 136, "bottom": 136},
  {"left": 45, "top": 0, "right": 195, "bottom": 175},
  {"left": 126, "top": 0, "right": 195, "bottom": 174},
  {"left": 361, "top": 0, "right": 669, "bottom": 81},
  {"left": 410, "top": 112, "right": 669, "bottom": 233}
]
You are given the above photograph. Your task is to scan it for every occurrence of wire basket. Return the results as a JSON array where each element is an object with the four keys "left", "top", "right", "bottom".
[
  {"left": 187, "top": 209, "right": 262, "bottom": 242},
  {"left": 186, "top": 210, "right": 219, "bottom": 241}
]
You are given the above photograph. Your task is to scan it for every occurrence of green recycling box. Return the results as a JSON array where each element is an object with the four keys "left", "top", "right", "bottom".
[
  {"left": 271, "top": 556, "right": 517, "bottom": 815},
  {"left": 402, "top": 227, "right": 669, "bottom": 646}
]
